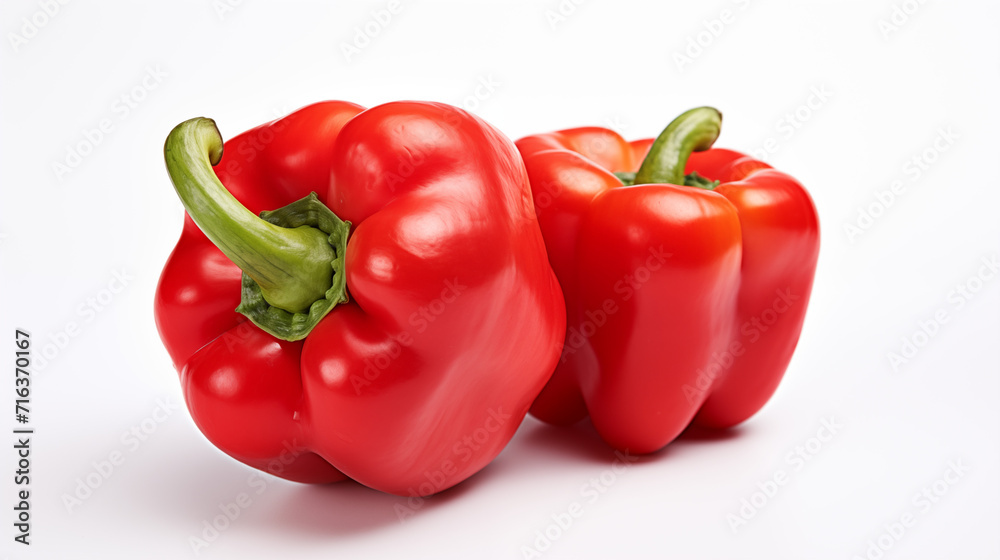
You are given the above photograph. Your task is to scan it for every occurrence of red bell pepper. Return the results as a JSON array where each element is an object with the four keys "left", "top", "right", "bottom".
[
  {"left": 515, "top": 107, "right": 819, "bottom": 453},
  {"left": 155, "top": 101, "right": 565, "bottom": 495}
]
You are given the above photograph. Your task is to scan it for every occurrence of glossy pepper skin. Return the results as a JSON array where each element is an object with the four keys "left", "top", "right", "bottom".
[
  {"left": 155, "top": 101, "right": 565, "bottom": 495},
  {"left": 515, "top": 108, "right": 819, "bottom": 453}
]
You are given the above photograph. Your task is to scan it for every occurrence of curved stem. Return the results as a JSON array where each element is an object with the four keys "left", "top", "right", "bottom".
[
  {"left": 163, "top": 118, "right": 336, "bottom": 315},
  {"left": 633, "top": 107, "right": 722, "bottom": 186}
]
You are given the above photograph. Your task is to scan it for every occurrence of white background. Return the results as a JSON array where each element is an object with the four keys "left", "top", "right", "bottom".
[{"left": 2, "top": 0, "right": 999, "bottom": 558}]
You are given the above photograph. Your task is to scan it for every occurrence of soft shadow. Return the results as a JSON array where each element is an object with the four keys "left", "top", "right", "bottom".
[
  {"left": 135, "top": 447, "right": 269, "bottom": 523},
  {"left": 517, "top": 418, "right": 640, "bottom": 464},
  {"left": 255, "top": 456, "right": 508, "bottom": 537},
  {"left": 676, "top": 422, "right": 745, "bottom": 443},
  {"left": 141, "top": 420, "right": 751, "bottom": 538},
  {"left": 258, "top": 480, "right": 407, "bottom": 537},
  {"left": 140, "top": 435, "right": 517, "bottom": 538},
  {"left": 518, "top": 417, "right": 749, "bottom": 464}
]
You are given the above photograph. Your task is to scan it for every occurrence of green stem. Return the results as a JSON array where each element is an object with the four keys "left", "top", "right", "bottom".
[
  {"left": 164, "top": 118, "right": 349, "bottom": 341},
  {"left": 615, "top": 170, "right": 720, "bottom": 190},
  {"left": 633, "top": 107, "right": 722, "bottom": 186},
  {"left": 683, "top": 171, "right": 721, "bottom": 190}
]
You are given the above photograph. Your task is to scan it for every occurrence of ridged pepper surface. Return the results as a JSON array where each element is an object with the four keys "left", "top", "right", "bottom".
[
  {"left": 516, "top": 108, "right": 819, "bottom": 453},
  {"left": 155, "top": 101, "right": 565, "bottom": 495}
]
